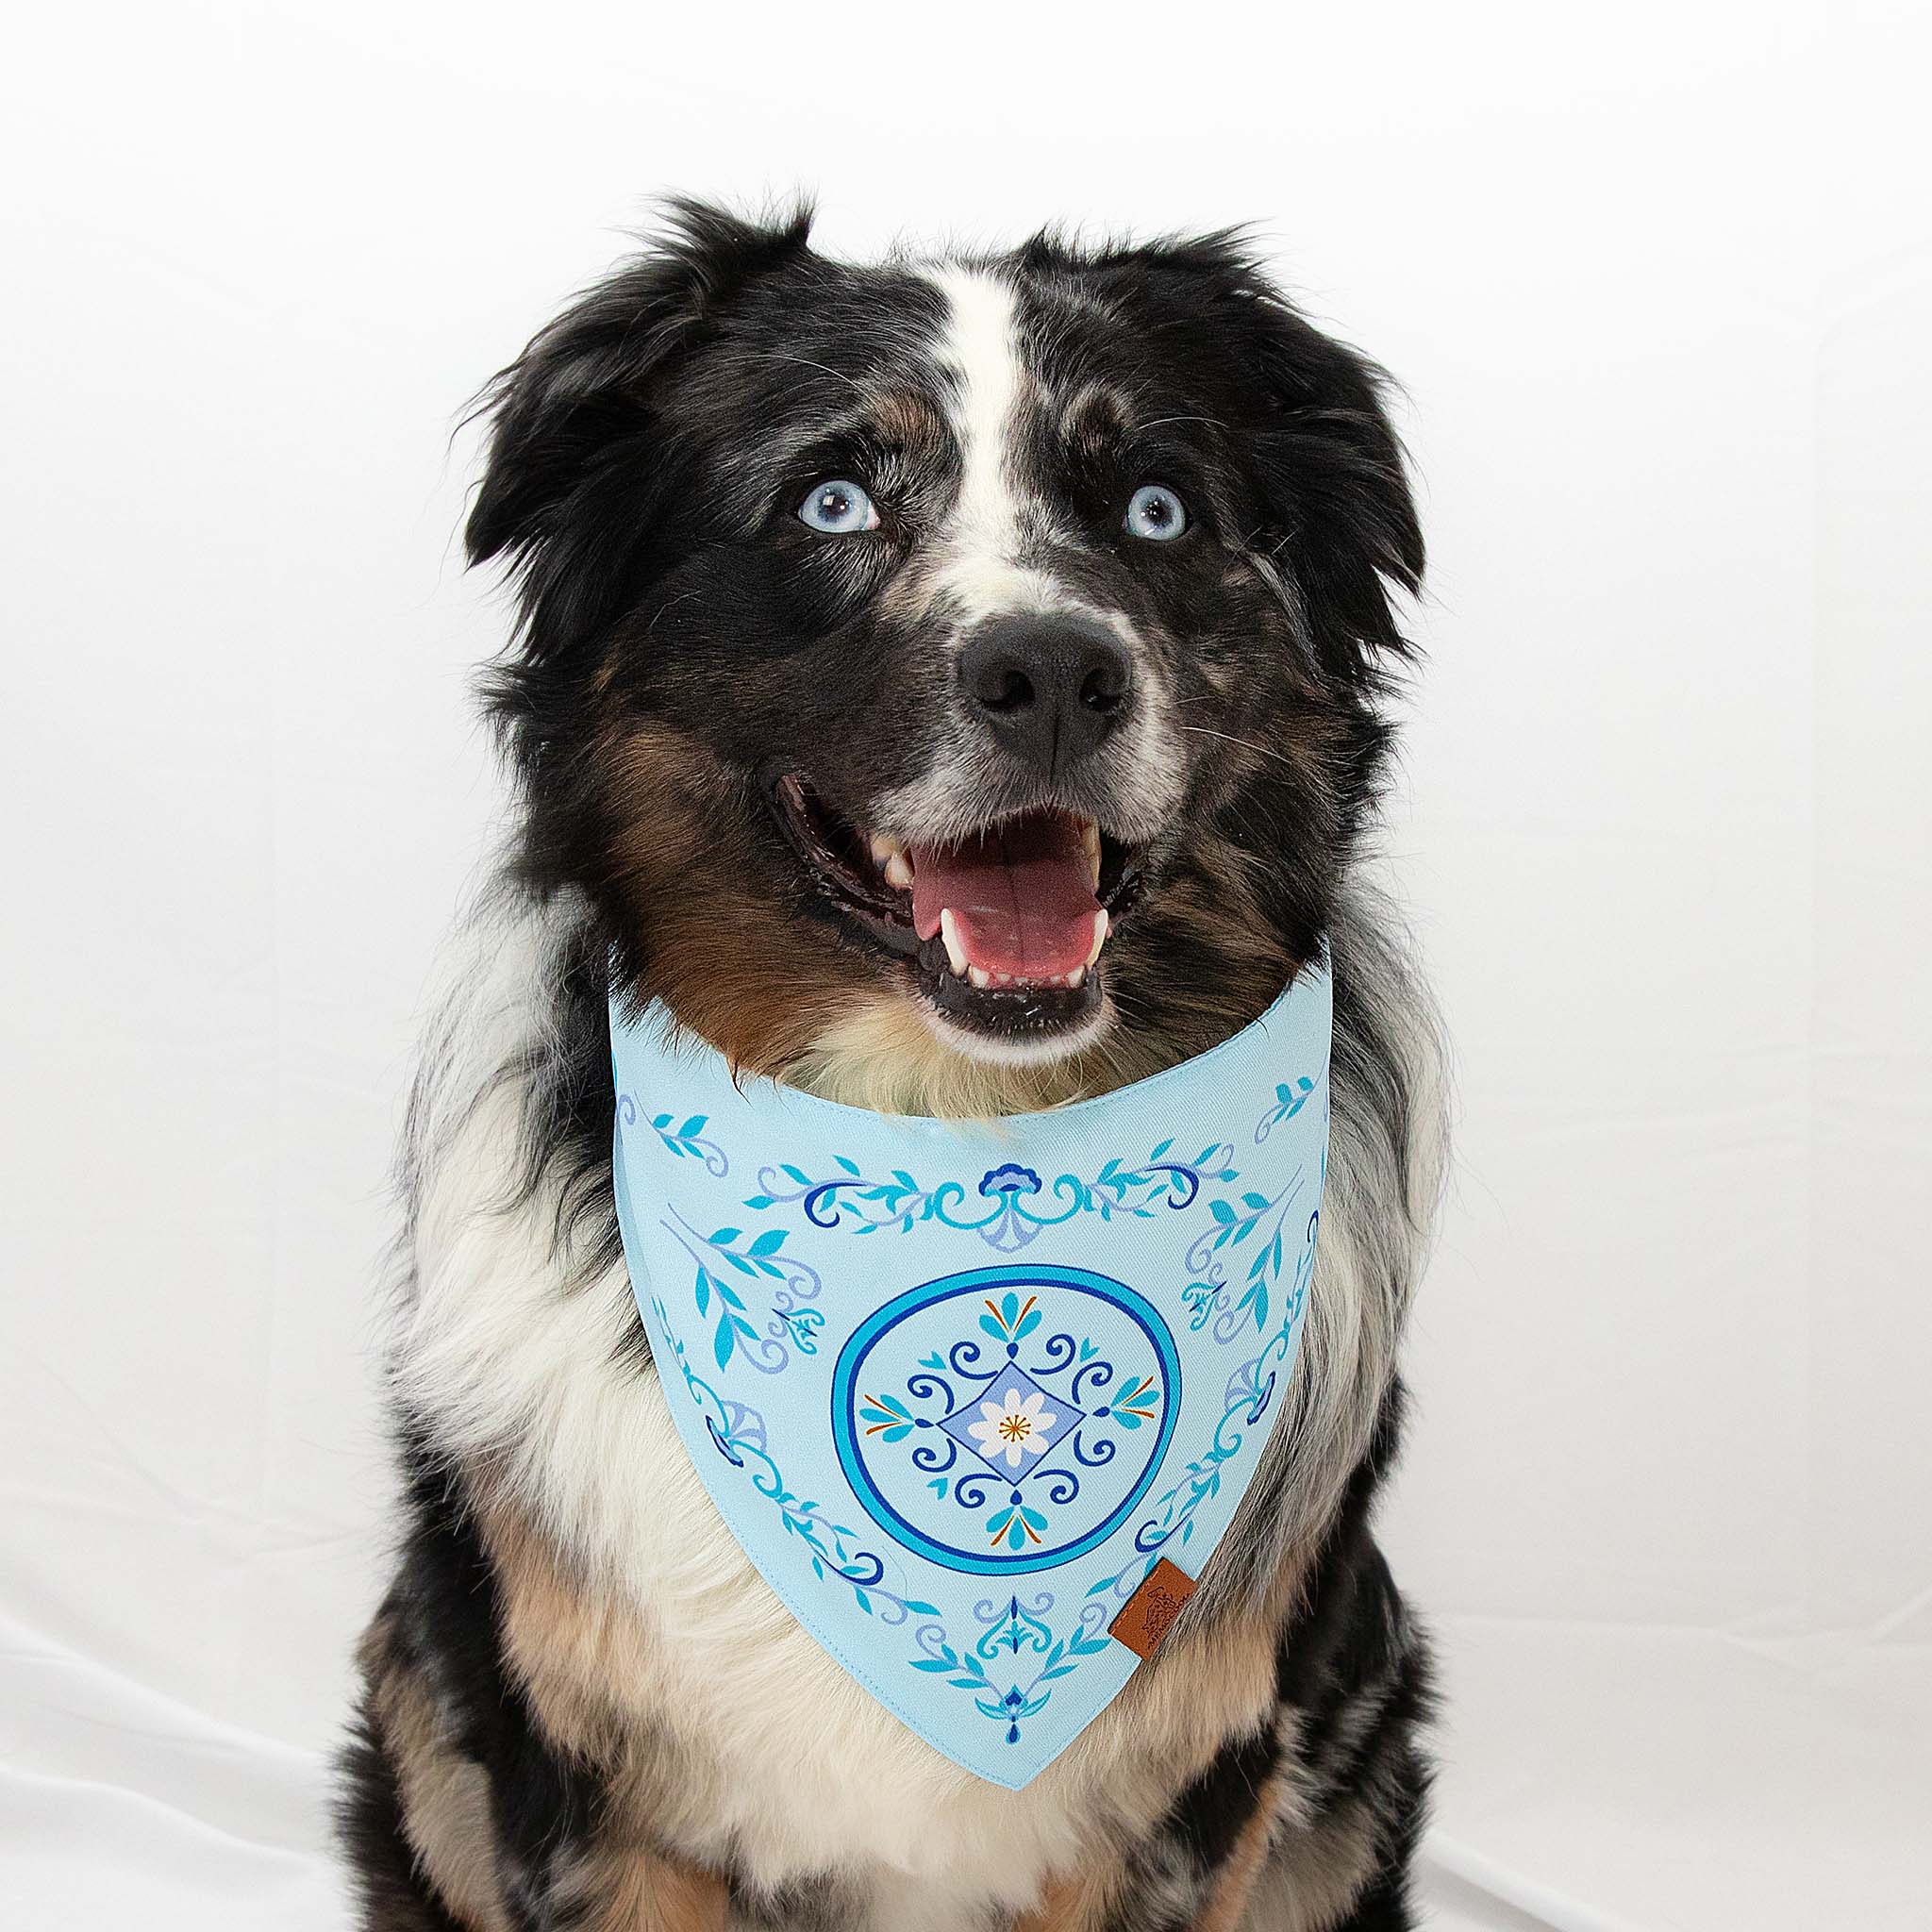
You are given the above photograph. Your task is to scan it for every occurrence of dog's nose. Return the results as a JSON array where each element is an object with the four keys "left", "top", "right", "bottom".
[{"left": 958, "top": 615, "right": 1134, "bottom": 776}]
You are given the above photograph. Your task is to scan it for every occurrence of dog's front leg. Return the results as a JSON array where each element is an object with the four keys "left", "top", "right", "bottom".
[
  {"left": 558, "top": 1846, "right": 730, "bottom": 1932},
  {"left": 1013, "top": 1865, "right": 1124, "bottom": 1932}
]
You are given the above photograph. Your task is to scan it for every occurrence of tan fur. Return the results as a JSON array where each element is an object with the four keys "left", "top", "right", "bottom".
[
  {"left": 1010, "top": 1864, "right": 1122, "bottom": 1932},
  {"left": 1191, "top": 1769, "right": 1286, "bottom": 1932},
  {"left": 601, "top": 724, "right": 871, "bottom": 1082},
  {"left": 554, "top": 1845, "right": 731, "bottom": 1932},
  {"left": 784, "top": 989, "right": 1171, "bottom": 1118},
  {"left": 470, "top": 1475, "right": 1307, "bottom": 1929},
  {"left": 1235, "top": 1798, "right": 1384, "bottom": 1932},
  {"left": 359, "top": 1618, "right": 515, "bottom": 1932},
  {"left": 472, "top": 1494, "right": 737, "bottom": 1928},
  {"left": 476, "top": 1482, "right": 655, "bottom": 1767},
  {"left": 481, "top": 1399, "right": 1305, "bottom": 1761},
  {"left": 1058, "top": 381, "right": 1133, "bottom": 463},
  {"left": 1087, "top": 1594, "right": 1291, "bottom": 1802},
  {"left": 865, "top": 387, "right": 950, "bottom": 466}
]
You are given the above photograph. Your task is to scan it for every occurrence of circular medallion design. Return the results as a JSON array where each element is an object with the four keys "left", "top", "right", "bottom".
[{"left": 831, "top": 1264, "right": 1182, "bottom": 1575}]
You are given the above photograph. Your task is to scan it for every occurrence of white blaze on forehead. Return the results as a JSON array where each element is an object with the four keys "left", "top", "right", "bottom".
[{"left": 921, "top": 263, "right": 1048, "bottom": 619}]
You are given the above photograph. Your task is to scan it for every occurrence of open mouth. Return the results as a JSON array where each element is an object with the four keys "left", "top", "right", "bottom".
[{"left": 770, "top": 774, "right": 1145, "bottom": 1043}]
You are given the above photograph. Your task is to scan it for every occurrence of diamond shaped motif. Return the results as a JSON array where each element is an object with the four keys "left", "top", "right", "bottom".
[{"left": 940, "top": 1366, "right": 1084, "bottom": 1475}]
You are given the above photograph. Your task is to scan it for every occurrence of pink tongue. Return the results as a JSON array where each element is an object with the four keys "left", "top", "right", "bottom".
[{"left": 911, "top": 812, "right": 1100, "bottom": 979}]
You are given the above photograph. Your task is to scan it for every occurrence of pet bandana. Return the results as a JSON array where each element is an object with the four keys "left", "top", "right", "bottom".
[{"left": 608, "top": 964, "right": 1331, "bottom": 1789}]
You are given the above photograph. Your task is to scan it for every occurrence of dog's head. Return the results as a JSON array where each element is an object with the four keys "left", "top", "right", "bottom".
[{"left": 470, "top": 202, "right": 1420, "bottom": 1110}]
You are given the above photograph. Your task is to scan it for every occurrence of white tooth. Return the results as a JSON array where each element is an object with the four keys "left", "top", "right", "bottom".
[
  {"left": 884, "top": 852, "right": 913, "bottom": 890},
  {"left": 1085, "top": 908, "right": 1109, "bottom": 968},
  {"left": 940, "top": 908, "right": 969, "bottom": 977},
  {"left": 1065, "top": 966, "right": 1085, "bottom": 989},
  {"left": 996, "top": 971, "right": 1013, "bottom": 986},
  {"left": 969, "top": 966, "right": 993, "bottom": 989},
  {"left": 1080, "top": 818, "right": 1101, "bottom": 887}
]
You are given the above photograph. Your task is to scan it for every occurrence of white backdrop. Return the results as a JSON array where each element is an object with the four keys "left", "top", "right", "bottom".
[{"left": 5, "top": 3, "right": 1929, "bottom": 1926}]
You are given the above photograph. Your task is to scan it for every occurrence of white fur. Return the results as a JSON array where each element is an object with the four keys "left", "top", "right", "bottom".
[
  {"left": 385, "top": 883, "right": 1444, "bottom": 1928},
  {"left": 869, "top": 264, "right": 1191, "bottom": 945},
  {"left": 920, "top": 996, "right": 1117, "bottom": 1071},
  {"left": 919, "top": 264, "right": 1054, "bottom": 625}
]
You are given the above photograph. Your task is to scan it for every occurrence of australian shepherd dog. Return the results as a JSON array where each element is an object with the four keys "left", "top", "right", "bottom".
[{"left": 338, "top": 199, "right": 1447, "bottom": 1932}]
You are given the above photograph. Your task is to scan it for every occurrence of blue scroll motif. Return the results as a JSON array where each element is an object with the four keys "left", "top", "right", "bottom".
[
  {"left": 651, "top": 1293, "right": 1122, "bottom": 1751},
  {"left": 844, "top": 1283, "right": 1170, "bottom": 1564},
  {"left": 1181, "top": 1081, "right": 1327, "bottom": 1338},
  {"left": 832, "top": 1269, "right": 1182, "bottom": 1577},
  {"left": 658, "top": 1206, "right": 824, "bottom": 1374},
  {"left": 617, "top": 1092, "right": 728, "bottom": 1175},
  {"left": 1089, "top": 1113, "right": 1328, "bottom": 1612},
  {"left": 744, "top": 1143, "right": 1239, "bottom": 1254}
]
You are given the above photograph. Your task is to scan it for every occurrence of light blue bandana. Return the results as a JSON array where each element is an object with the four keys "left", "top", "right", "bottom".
[{"left": 608, "top": 964, "right": 1331, "bottom": 1789}]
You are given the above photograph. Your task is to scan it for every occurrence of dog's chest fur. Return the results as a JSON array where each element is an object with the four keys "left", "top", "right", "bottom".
[
  {"left": 475, "top": 1317, "right": 1282, "bottom": 1928},
  {"left": 377, "top": 891, "right": 1439, "bottom": 1928}
]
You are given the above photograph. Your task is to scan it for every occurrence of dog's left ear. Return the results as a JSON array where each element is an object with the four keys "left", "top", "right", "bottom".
[
  {"left": 1150, "top": 236, "right": 1424, "bottom": 682},
  {"left": 465, "top": 197, "right": 814, "bottom": 662}
]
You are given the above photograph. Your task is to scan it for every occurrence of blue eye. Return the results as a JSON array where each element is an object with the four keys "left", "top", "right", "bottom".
[
  {"left": 798, "top": 478, "right": 880, "bottom": 535},
  {"left": 1124, "top": 483, "right": 1188, "bottom": 541}
]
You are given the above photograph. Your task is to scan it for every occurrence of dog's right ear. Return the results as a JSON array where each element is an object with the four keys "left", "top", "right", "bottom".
[{"left": 464, "top": 197, "right": 813, "bottom": 660}]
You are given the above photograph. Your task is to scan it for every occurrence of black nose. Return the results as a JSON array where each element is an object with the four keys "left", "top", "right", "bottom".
[{"left": 958, "top": 614, "right": 1134, "bottom": 777}]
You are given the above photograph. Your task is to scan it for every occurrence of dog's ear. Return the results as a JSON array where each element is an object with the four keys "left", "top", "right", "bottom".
[
  {"left": 1141, "top": 234, "right": 1423, "bottom": 683},
  {"left": 465, "top": 197, "right": 813, "bottom": 660},
  {"left": 1232, "top": 253, "right": 1423, "bottom": 681}
]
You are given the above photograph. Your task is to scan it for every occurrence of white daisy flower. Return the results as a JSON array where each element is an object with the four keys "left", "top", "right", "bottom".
[{"left": 967, "top": 1386, "right": 1058, "bottom": 1469}]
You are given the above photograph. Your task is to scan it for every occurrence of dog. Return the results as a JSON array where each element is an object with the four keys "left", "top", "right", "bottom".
[{"left": 338, "top": 199, "right": 1447, "bottom": 1932}]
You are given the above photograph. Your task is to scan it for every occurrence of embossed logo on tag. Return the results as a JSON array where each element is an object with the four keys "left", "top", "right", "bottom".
[{"left": 1108, "top": 1557, "right": 1196, "bottom": 1660}]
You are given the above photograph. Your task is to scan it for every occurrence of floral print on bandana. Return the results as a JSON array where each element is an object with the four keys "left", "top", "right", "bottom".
[{"left": 972, "top": 1385, "right": 1058, "bottom": 1468}]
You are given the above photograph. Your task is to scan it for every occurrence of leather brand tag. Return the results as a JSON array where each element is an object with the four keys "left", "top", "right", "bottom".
[{"left": 1108, "top": 1557, "right": 1196, "bottom": 1660}]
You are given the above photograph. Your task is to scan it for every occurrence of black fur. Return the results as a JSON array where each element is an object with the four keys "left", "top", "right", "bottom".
[
  {"left": 1122, "top": 1390, "right": 1434, "bottom": 1931},
  {"left": 340, "top": 1432, "right": 611, "bottom": 1931},
  {"left": 337, "top": 1723, "right": 469, "bottom": 1932}
]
